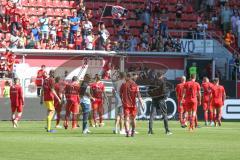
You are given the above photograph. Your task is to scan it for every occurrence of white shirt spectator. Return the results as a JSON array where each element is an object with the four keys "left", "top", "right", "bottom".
[
  {"left": 10, "top": 34, "right": 20, "bottom": 49},
  {"left": 83, "top": 21, "right": 93, "bottom": 31},
  {"left": 39, "top": 17, "right": 49, "bottom": 32},
  {"left": 85, "top": 35, "right": 93, "bottom": 50},
  {"left": 197, "top": 23, "right": 208, "bottom": 36}
]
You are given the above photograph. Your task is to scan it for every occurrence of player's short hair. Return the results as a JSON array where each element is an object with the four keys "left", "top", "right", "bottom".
[
  {"left": 55, "top": 76, "right": 60, "bottom": 83},
  {"left": 213, "top": 78, "right": 219, "bottom": 83},
  {"left": 5, "top": 80, "right": 10, "bottom": 86},
  {"left": 49, "top": 70, "right": 55, "bottom": 77},
  {"left": 41, "top": 65, "right": 46, "bottom": 68},
  {"left": 84, "top": 74, "right": 91, "bottom": 81},
  {"left": 119, "top": 72, "right": 126, "bottom": 79},
  {"left": 126, "top": 73, "right": 132, "bottom": 78},
  {"left": 72, "top": 76, "right": 78, "bottom": 82},
  {"left": 203, "top": 77, "right": 209, "bottom": 82},
  {"left": 95, "top": 74, "right": 100, "bottom": 81},
  {"left": 190, "top": 74, "right": 196, "bottom": 79},
  {"left": 13, "top": 78, "right": 19, "bottom": 84}
]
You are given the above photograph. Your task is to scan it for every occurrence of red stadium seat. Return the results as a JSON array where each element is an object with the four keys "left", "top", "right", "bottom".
[
  {"left": 53, "top": 0, "right": 62, "bottom": 8},
  {"left": 37, "top": 0, "right": 45, "bottom": 7},
  {"left": 63, "top": 9, "right": 71, "bottom": 16},
  {"left": 30, "top": 16, "right": 38, "bottom": 23},
  {"left": 69, "top": 1, "right": 77, "bottom": 8},
  {"left": 54, "top": 9, "right": 63, "bottom": 16},
  {"left": 28, "top": 8, "right": 37, "bottom": 15},
  {"left": 62, "top": 1, "right": 70, "bottom": 8},
  {"left": 37, "top": 8, "right": 45, "bottom": 16},
  {"left": 45, "top": 0, "right": 53, "bottom": 7},
  {"left": 21, "top": 0, "right": 29, "bottom": 6},
  {"left": 28, "top": 0, "right": 37, "bottom": 6},
  {"left": 46, "top": 8, "right": 54, "bottom": 16}
]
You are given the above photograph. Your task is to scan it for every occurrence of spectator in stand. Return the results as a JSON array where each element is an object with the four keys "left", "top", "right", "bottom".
[
  {"left": 31, "top": 23, "right": 40, "bottom": 42},
  {"left": 221, "top": 4, "right": 231, "bottom": 34},
  {"left": 49, "top": 20, "right": 57, "bottom": 43},
  {"left": 141, "top": 5, "right": 151, "bottom": 26},
  {"left": 159, "top": 18, "right": 168, "bottom": 38},
  {"left": 164, "top": 38, "right": 173, "bottom": 52},
  {"left": 9, "top": 30, "right": 20, "bottom": 49},
  {"left": 82, "top": 18, "right": 93, "bottom": 40},
  {"left": 69, "top": 10, "right": 80, "bottom": 44},
  {"left": 4, "top": 1, "right": 12, "bottom": 24},
  {"left": 18, "top": 31, "right": 26, "bottom": 49},
  {"left": 76, "top": 3, "right": 86, "bottom": 21},
  {"left": 236, "top": 17, "right": 240, "bottom": 48},
  {"left": 25, "top": 33, "right": 36, "bottom": 49},
  {"left": 231, "top": 13, "right": 239, "bottom": 36},
  {"left": 47, "top": 35, "right": 56, "bottom": 49},
  {"left": 186, "top": 25, "right": 195, "bottom": 39},
  {"left": 74, "top": 30, "right": 82, "bottom": 50},
  {"left": 98, "top": 23, "right": 109, "bottom": 50},
  {"left": 175, "top": 0, "right": 184, "bottom": 24},
  {"left": 197, "top": 20, "right": 208, "bottom": 39},
  {"left": 62, "top": 15, "right": 70, "bottom": 45},
  {"left": 206, "top": 0, "right": 215, "bottom": 12},
  {"left": 21, "top": 13, "right": 29, "bottom": 32},
  {"left": 173, "top": 38, "right": 182, "bottom": 52},
  {"left": 10, "top": 3, "right": 21, "bottom": 34},
  {"left": 225, "top": 30, "right": 235, "bottom": 46},
  {"left": 150, "top": 37, "right": 158, "bottom": 51},
  {"left": 0, "top": 18, "right": 10, "bottom": 33},
  {"left": 56, "top": 20, "right": 63, "bottom": 45},
  {"left": 140, "top": 24, "right": 150, "bottom": 50},
  {"left": 219, "top": 0, "right": 228, "bottom": 6},
  {"left": 39, "top": 12, "right": 49, "bottom": 44},
  {"left": 85, "top": 32, "right": 94, "bottom": 50},
  {"left": 128, "top": 34, "right": 138, "bottom": 52},
  {"left": 231, "top": 5, "right": 240, "bottom": 16}
]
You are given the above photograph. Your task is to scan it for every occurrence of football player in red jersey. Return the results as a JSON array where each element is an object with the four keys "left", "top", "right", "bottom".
[
  {"left": 120, "top": 73, "right": 144, "bottom": 137},
  {"left": 201, "top": 77, "right": 214, "bottom": 126},
  {"left": 182, "top": 74, "right": 201, "bottom": 131},
  {"left": 40, "top": 70, "right": 61, "bottom": 133},
  {"left": 54, "top": 76, "right": 64, "bottom": 128},
  {"left": 210, "top": 78, "right": 226, "bottom": 127},
  {"left": 35, "top": 65, "right": 47, "bottom": 96},
  {"left": 90, "top": 74, "right": 107, "bottom": 127},
  {"left": 10, "top": 78, "right": 24, "bottom": 128},
  {"left": 175, "top": 76, "right": 187, "bottom": 127},
  {"left": 64, "top": 76, "right": 81, "bottom": 129}
]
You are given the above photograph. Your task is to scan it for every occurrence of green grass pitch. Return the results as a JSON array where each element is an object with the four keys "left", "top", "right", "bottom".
[{"left": 0, "top": 120, "right": 240, "bottom": 160}]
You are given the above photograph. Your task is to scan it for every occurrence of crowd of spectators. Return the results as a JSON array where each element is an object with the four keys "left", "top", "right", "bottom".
[{"left": 0, "top": 0, "right": 191, "bottom": 52}]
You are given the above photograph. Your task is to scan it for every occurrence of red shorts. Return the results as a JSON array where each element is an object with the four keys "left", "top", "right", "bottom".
[
  {"left": 54, "top": 102, "right": 62, "bottom": 113},
  {"left": 212, "top": 100, "right": 223, "bottom": 108},
  {"left": 11, "top": 105, "right": 23, "bottom": 113},
  {"left": 185, "top": 100, "right": 198, "bottom": 112},
  {"left": 202, "top": 101, "right": 210, "bottom": 111},
  {"left": 177, "top": 100, "right": 186, "bottom": 113},
  {"left": 123, "top": 106, "right": 137, "bottom": 117},
  {"left": 91, "top": 98, "right": 103, "bottom": 110},
  {"left": 66, "top": 101, "right": 79, "bottom": 114}
]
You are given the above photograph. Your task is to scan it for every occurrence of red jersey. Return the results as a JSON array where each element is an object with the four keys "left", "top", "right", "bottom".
[
  {"left": 176, "top": 82, "right": 185, "bottom": 99},
  {"left": 35, "top": 69, "right": 47, "bottom": 86},
  {"left": 54, "top": 82, "right": 63, "bottom": 101},
  {"left": 120, "top": 80, "right": 139, "bottom": 108},
  {"left": 211, "top": 85, "right": 225, "bottom": 105},
  {"left": 57, "top": 26, "right": 63, "bottom": 37},
  {"left": 10, "top": 84, "right": 24, "bottom": 107},
  {"left": 90, "top": 81, "right": 105, "bottom": 99},
  {"left": 21, "top": 16, "right": 30, "bottom": 30},
  {"left": 202, "top": 82, "right": 213, "bottom": 102},
  {"left": 183, "top": 80, "right": 201, "bottom": 102},
  {"left": 10, "top": 8, "right": 21, "bottom": 23},
  {"left": 65, "top": 82, "right": 80, "bottom": 103},
  {"left": 42, "top": 77, "right": 55, "bottom": 101}
]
